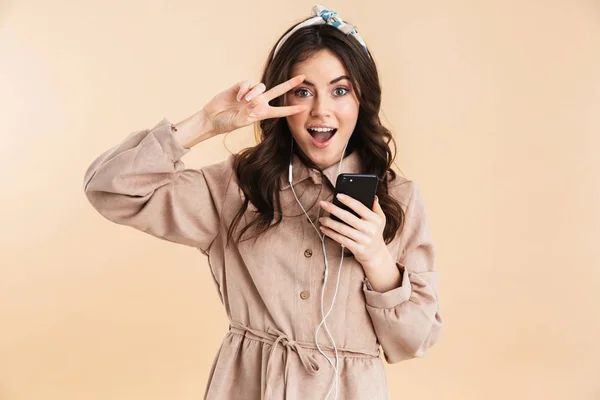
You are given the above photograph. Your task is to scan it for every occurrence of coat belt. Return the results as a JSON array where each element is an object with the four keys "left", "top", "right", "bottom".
[{"left": 229, "top": 321, "right": 379, "bottom": 400}]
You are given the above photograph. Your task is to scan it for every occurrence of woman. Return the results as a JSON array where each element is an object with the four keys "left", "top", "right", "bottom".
[{"left": 83, "top": 5, "right": 442, "bottom": 399}]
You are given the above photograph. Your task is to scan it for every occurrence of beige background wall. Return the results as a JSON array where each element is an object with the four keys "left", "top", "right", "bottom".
[{"left": 1, "top": 0, "right": 599, "bottom": 399}]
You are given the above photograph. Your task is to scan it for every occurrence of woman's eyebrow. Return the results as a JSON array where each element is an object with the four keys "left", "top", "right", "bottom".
[{"left": 302, "top": 75, "right": 351, "bottom": 87}]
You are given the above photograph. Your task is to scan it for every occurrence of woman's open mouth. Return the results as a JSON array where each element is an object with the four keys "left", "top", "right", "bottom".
[{"left": 307, "top": 127, "right": 338, "bottom": 148}]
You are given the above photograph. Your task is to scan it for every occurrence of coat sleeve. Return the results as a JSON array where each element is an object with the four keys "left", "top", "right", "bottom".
[
  {"left": 362, "top": 181, "right": 443, "bottom": 363},
  {"left": 83, "top": 117, "right": 223, "bottom": 253}
]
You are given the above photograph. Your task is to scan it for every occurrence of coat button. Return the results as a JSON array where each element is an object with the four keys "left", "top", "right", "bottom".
[
  {"left": 300, "top": 291, "right": 310, "bottom": 300},
  {"left": 304, "top": 249, "right": 313, "bottom": 258}
]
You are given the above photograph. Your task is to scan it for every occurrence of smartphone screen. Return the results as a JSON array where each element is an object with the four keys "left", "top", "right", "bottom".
[{"left": 331, "top": 173, "right": 378, "bottom": 224}]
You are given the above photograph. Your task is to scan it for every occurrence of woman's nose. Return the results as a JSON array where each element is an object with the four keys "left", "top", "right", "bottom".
[{"left": 310, "top": 96, "right": 332, "bottom": 117}]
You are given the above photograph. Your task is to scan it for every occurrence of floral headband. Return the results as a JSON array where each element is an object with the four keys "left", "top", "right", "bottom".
[{"left": 273, "top": 4, "right": 370, "bottom": 59}]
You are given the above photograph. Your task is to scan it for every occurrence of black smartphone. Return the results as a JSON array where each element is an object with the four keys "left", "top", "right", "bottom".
[{"left": 331, "top": 173, "right": 379, "bottom": 224}]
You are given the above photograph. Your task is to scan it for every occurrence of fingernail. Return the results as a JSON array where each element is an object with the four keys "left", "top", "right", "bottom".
[
  {"left": 337, "top": 193, "right": 346, "bottom": 200},
  {"left": 245, "top": 94, "right": 254, "bottom": 102}
]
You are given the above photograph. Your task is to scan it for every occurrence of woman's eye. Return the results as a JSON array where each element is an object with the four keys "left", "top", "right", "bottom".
[
  {"left": 295, "top": 89, "right": 310, "bottom": 98},
  {"left": 334, "top": 87, "right": 349, "bottom": 96}
]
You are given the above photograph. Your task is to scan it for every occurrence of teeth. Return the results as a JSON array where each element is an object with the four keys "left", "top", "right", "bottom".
[{"left": 308, "top": 127, "right": 335, "bottom": 132}]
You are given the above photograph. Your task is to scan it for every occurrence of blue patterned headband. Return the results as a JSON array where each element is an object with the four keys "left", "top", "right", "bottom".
[{"left": 273, "top": 4, "right": 370, "bottom": 59}]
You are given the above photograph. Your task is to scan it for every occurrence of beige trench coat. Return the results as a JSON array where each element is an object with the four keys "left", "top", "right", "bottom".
[{"left": 83, "top": 117, "right": 443, "bottom": 399}]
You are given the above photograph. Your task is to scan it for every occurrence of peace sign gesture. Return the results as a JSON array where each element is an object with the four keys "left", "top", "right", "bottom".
[{"left": 202, "top": 75, "right": 308, "bottom": 136}]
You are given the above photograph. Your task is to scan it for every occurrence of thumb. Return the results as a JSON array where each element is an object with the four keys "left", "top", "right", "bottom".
[{"left": 373, "top": 195, "right": 385, "bottom": 217}]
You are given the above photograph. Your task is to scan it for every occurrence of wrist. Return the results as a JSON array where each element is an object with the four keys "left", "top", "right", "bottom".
[
  {"left": 361, "top": 244, "right": 392, "bottom": 272},
  {"left": 173, "top": 109, "right": 216, "bottom": 149}
]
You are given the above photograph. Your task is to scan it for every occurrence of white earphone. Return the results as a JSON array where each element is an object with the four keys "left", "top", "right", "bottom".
[{"left": 288, "top": 138, "right": 350, "bottom": 400}]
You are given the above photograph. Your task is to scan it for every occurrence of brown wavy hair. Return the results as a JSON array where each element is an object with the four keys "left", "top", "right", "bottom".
[{"left": 226, "top": 20, "right": 405, "bottom": 247}]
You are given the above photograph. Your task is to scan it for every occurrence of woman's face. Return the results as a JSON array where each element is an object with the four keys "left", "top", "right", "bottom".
[{"left": 285, "top": 49, "right": 360, "bottom": 170}]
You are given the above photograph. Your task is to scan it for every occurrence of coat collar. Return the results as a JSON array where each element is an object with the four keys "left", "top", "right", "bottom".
[{"left": 279, "top": 150, "right": 363, "bottom": 190}]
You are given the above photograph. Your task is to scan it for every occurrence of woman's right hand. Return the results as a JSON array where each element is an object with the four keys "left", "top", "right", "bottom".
[{"left": 201, "top": 75, "right": 308, "bottom": 136}]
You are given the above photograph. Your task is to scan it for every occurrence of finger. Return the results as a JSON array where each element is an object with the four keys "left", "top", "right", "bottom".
[
  {"left": 335, "top": 194, "right": 376, "bottom": 221},
  {"left": 319, "top": 216, "right": 365, "bottom": 243},
  {"left": 243, "top": 82, "right": 266, "bottom": 102},
  {"left": 319, "top": 225, "right": 359, "bottom": 252},
  {"left": 265, "top": 104, "right": 307, "bottom": 119},
  {"left": 263, "top": 74, "right": 305, "bottom": 102},
  {"left": 235, "top": 80, "right": 253, "bottom": 102},
  {"left": 320, "top": 200, "right": 365, "bottom": 229},
  {"left": 237, "top": 81, "right": 261, "bottom": 102}
]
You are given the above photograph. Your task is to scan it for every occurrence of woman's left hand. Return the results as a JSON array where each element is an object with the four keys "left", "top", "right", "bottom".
[{"left": 318, "top": 194, "right": 387, "bottom": 268}]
